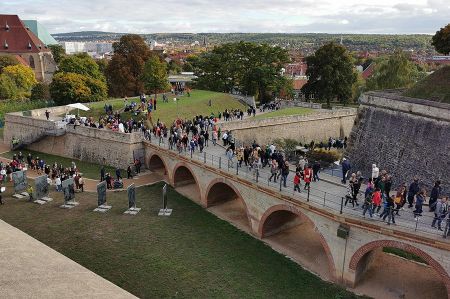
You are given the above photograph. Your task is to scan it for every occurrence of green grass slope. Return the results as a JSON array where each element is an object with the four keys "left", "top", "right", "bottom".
[{"left": 403, "top": 66, "right": 450, "bottom": 103}]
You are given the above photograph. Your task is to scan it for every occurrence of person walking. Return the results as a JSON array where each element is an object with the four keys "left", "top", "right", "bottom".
[
  {"left": 362, "top": 186, "right": 374, "bottom": 218},
  {"left": 372, "top": 188, "right": 382, "bottom": 215},
  {"left": 127, "top": 166, "right": 133, "bottom": 179},
  {"left": 407, "top": 177, "right": 420, "bottom": 208},
  {"left": 293, "top": 172, "right": 301, "bottom": 193},
  {"left": 429, "top": 180, "right": 442, "bottom": 212},
  {"left": 78, "top": 175, "right": 84, "bottom": 192},
  {"left": 414, "top": 190, "right": 426, "bottom": 220},
  {"left": 281, "top": 161, "right": 289, "bottom": 188},
  {"left": 312, "top": 161, "right": 321, "bottom": 182},
  {"left": 115, "top": 168, "right": 122, "bottom": 180},
  {"left": 303, "top": 165, "right": 312, "bottom": 190},
  {"left": 382, "top": 195, "right": 396, "bottom": 224},
  {"left": 432, "top": 196, "right": 448, "bottom": 231},
  {"left": 341, "top": 158, "right": 351, "bottom": 184},
  {"left": 27, "top": 185, "right": 34, "bottom": 202},
  {"left": 100, "top": 166, "right": 105, "bottom": 182},
  {"left": 269, "top": 159, "right": 278, "bottom": 183}
]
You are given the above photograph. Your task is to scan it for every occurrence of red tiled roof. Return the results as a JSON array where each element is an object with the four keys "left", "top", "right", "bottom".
[
  {"left": 293, "top": 79, "right": 308, "bottom": 90},
  {"left": 13, "top": 54, "right": 29, "bottom": 67},
  {"left": 0, "top": 14, "right": 50, "bottom": 53},
  {"left": 362, "top": 63, "right": 375, "bottom": 80}
]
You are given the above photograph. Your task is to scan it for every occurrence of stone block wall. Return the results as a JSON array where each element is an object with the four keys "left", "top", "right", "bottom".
[
  {"left": 218, "top": 109, "right": 357, "bottom": 145},
  {"left": 346, "top": 92, "right": 450, "bottom": 194},
  {"left": 27, "top": 125, "right": 143, "bottom": 169}
]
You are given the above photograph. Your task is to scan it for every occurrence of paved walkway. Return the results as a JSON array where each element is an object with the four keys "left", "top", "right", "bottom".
[
  {"left": 148, "top": 135, "right": 448, "bottom": 240},
  {"left": 0, "top": 219, "right": 136, "bottom": 299}
]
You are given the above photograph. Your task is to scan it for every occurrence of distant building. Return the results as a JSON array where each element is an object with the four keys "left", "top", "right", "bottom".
[
  {"left": 60, "top": 41, "right": 113, "bottom": 56},
  {"left": 285, "top": 62, "right": 308, "bottom": 76},
  {"left": 0, "top": 14, "right": 57, "bottom": 82},
  {"left": 361, "top": 63, "right": 375, "bottom": 80}
]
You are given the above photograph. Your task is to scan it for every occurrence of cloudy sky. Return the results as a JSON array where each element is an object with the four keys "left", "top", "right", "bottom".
[{"left": 2, "top": 0, "right": 449, "bottom": 34}]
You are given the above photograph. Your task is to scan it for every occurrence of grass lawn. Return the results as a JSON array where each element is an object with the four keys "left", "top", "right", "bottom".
[
  {"left": 0, "top": 182, "right": 362, "bottom": 299},
  {"left": 0, "top": 127, "right": 3, "bottom": 140},
  {"left": 1, "top": 150, "right": 119, "bottom": 180},
  {"left": 254, "top": 107, "right": 314, "bottom": 120},
  {"left": 77, "top": 90, "right": 246, "bottom": 125}
]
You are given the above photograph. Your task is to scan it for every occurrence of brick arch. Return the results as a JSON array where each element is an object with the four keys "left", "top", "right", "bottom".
[
  {"left": 148, "top": 153, "right": 169, "bottom": 176},
  {"left": 172, "top": 162, "right": 201, "bottom": 193},
  {"left": 203, "top": 178, "right": 252, "bottom": 226},
  {"left": 349, "top": 240, "right": 450, "bottom": 296},
  {"left": 257, "top": 204, "right": 337, "bottom": 282}
]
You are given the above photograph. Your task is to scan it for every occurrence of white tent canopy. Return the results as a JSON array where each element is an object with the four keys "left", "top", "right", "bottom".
[{"left": 66, "top": 103, "right": 90, "bottom": 111}]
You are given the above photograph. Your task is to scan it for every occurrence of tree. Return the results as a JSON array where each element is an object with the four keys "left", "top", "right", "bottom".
[
  {"left": 50, "top": 72, "right": 91, "bottom": 105},
  {"left": 106, "top": 34, "right": 152, "bottom": 97},
  {"left": 0, "top": 74, "right": 18, "bottom": 100},
  {"left": 432, "top": 24, "right": 450, "bottom": 55},
  {"left": 30, "top": 82, "right": 51, "bottom": 101},
  {"left": 58, "top": 53, "right": 105, "bottom": 82},
  {"left": 2, "top": 64, "right": 37, "bottom": 92},
  {"left": 366, "top": 50, "right": 425, "bottom": 91},
  {"left": 192, "top": 42, "right": 289, "bottom": 103},
  {"left": 48, "top": 44, "right": 65, "bottom": 64},
  {"left": 0, "top": 55, "right": 19, "bottom": 73},
  {"left": 141, "top": 55, "right": 170, "bottom": 96},
  {"left": 302, "top": 43, "right": 356, "bottom": 107}
]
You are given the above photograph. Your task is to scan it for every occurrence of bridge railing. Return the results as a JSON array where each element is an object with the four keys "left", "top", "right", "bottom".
[{"left": 145, "top": 134, "right": 448, "bottom": 239}]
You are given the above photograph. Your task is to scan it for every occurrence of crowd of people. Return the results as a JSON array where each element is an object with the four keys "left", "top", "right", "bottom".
[{"left": 340, "top": 162, "right": 448, "bottom": 232}]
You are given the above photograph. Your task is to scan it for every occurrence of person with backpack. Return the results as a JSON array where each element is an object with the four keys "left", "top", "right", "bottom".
[
  {"left": 432, "top": 196, "right": 448, "bottom": 231},
  {"left": 269, "top": 159, "right": 278, "bottom": 183},
  {"left": 394, "top": 185, "right": 407, "bottom": 216},
  {"left": 381, "top": 195, "right": 396, "bottom": 224},
  {"left": 281, "top": 161, "right": 290, "bottom": 188}
]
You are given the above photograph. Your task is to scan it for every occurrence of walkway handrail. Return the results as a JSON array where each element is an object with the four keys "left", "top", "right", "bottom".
[{"left": 144, "top": 133, "right": 449, "bottom": 240}]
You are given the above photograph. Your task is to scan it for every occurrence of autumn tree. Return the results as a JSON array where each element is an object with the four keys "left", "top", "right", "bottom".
[
  {"left": 366, "top": 50, "right": 425, "bottom": 91},
  {"left": 106, "top": 34, "right": 152, "bottom": 97},
  {"left": 48, "top": 44, "right": 65, "bottom": 64},
  {"left": 432, "top": 23, "right": 450, "bottom": 55},
  {"left": 302, "top": 43, "right": 356, "bottom": 107},
  {"left": 50, "top": 73, "right": 92, "bottom": 104},
  {"left": 2, "top": 64, "right": 37, "bottom": 96},
  {"left": 0, "top": 54, "right": 19, "bottom": 73},
  {"left": 141, "top": 55, "right": 170, "bottom": 97},
  {"left": 58, "top": 53, "right": 105, "bottom": 82}
]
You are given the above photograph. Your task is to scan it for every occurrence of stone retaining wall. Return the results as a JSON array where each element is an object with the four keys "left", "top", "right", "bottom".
[
  {"left": 346, "top": 92, "right": 450, "bottom": 194},
  {"left": 218, "top": 109, "right": 357, "bottom": 145}
]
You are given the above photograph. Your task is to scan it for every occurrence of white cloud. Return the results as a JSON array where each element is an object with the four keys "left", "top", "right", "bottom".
[{"left": 0, "top": 0, "right": 448, "bottom": 33}]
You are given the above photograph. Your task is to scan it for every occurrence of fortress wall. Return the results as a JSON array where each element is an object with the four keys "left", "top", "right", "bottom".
[
  {"left": 346, "top": 92, "right": 450, "bottom": 193},
  {"left": 218, "top": 109, "right": 357, "bottom": 145},
  {"left": 27, "top": 125, "right": 143, "bottom": 169}
]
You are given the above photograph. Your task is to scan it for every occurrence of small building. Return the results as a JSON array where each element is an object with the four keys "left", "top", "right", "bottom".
[{"left": 0, "top": 14, "right": 57, "bottom": 82}]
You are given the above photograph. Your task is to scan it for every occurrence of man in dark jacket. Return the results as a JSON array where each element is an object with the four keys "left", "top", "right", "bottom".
[
  {"left": 341, "top": 158, "right": 351, "bottom": 184},
  {"left": 312, "top": 161, "right": 321, "bottom": 182},
  {"left": 429, "top": 180, "right": 442, "bottom": 212},
  {"left": 407, "top": 177, "right": 420, "bottom": 208}
]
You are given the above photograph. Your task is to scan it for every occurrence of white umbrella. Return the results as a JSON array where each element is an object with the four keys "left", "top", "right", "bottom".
[
  {"left": 66, "top": 103, "right": 90, "bottom": 111},
  {"left": 66, "top": 103, "right": 90, "bottom": 116}
]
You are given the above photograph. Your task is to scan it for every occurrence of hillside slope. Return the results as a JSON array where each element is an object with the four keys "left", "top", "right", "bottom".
[{"left": 403, "top": 66, "right": 450, "bottom": 103}]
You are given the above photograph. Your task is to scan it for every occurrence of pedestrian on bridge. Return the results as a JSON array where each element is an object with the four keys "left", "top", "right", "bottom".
[{"left": 432, "top": 196, "right": 448, "bottom": 231}]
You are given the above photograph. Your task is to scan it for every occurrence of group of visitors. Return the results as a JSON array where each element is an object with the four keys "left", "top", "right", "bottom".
[{"left": 341, "top": 162, "right": 448, "bottom": 231}]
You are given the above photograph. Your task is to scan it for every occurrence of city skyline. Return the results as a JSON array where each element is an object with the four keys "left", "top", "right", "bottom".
[{"left": 1, "top": 0, "right": 449, "bottom": 34}]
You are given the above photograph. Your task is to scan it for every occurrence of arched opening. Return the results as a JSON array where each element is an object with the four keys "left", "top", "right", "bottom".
[
  {"left": 29, "top": 55, "right": 35, "bottom": 68},
  {"left": 350, "top": 240, "right": 449, "bottom": 299},
  {"left": 205, "top": 181, "right": 250, "bottom": 231},
  {"left": 258, "top": 206, "right": 335, "bottom": 281},
  {"left": 147, "top": 154, "right": 168, "bottom": 181},
  {"left": 172, "top": 165, "right": 201, "bottom": 203},
  {"left": 148, "top": 155, "right": 167, "bottom": 174}
]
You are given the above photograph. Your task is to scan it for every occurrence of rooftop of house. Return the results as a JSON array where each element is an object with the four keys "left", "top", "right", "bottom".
[{"left": 0, "top": 14, "right": 50, "bottom": 54}]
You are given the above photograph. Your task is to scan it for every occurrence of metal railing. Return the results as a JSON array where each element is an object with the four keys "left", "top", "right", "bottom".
[{"left": 144, "top": 132, "right": 449, "bottom": 239}]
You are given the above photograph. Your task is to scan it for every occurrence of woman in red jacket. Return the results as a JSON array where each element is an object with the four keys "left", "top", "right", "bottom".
[
  {"left": 303, "top": 165, "right": 312, "bottom": 190},
  {"left": 372, "top": 188, "right": 382, "bottom": 215}
]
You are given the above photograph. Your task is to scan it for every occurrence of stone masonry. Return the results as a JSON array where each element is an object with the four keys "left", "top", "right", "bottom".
[{"left": 346, "top": 91, "right": 450, "bottom": 194}]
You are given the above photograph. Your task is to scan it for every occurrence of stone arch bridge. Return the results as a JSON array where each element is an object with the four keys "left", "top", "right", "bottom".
[{"left": 144, "top": 141, "right": 450, "bottom": 298}]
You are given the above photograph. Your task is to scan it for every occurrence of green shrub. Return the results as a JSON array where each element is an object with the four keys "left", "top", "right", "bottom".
[{"left": 307, "top": 149, "right": 341, "bottom": 165}]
